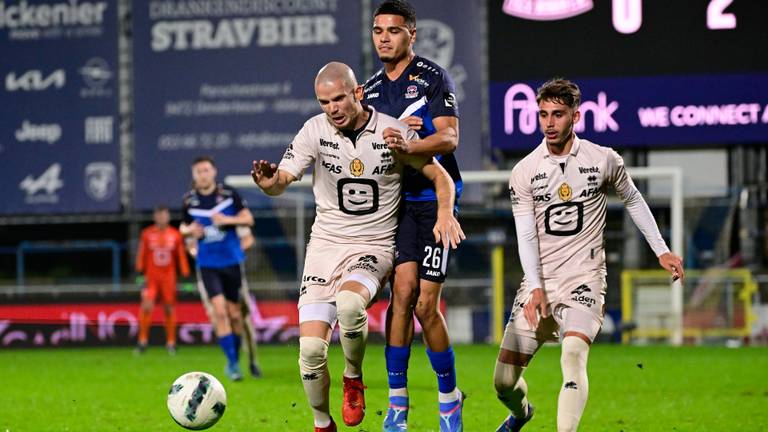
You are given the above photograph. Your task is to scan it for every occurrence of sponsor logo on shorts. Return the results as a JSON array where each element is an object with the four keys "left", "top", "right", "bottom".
[
  {"left": 571, "top": 295, "right": 596, "bottom": 308},
  {"left": 425, "top": 269, "right": 442, "bottom": 277},
  {"left": 571, "top": 284, "right": 591, "bottom": 295},
  {"left": 346, "top": 257, "right": 379, "bottom": 273},
  {"left": 358, "top": 255, "right": 378, "bottom": 264},
  {"left": 302, "top": 275, "right": 327, "bottom": 283}
]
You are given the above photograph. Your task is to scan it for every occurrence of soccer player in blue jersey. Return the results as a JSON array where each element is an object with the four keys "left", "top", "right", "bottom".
[
  {"left": 365, "top": 1, "right": 464, "bottom": 430},
  {"left": 180, "top": 156, "right": 255, "bottom": 381}
]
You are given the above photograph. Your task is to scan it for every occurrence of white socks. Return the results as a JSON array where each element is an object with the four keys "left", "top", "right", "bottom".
[
  {"left": 493, "top": 361, "right": 529, "bottom": 419},
  {"left": 557, "top": 336, "right": 590, "bottom": 431},
  {"left": 336, "top": 290, "right": 369, "bottom": 378},
  {"left": 299, "top": 336, "right": 331, "bottom": 427}
]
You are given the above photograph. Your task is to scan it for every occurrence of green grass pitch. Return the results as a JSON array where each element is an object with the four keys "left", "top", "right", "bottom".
[{"left": 1, "top": 344, "right": 766, "bottom": 431}]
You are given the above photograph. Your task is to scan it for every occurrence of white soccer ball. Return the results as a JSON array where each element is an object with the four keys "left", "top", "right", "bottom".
[{"left": 167, "top": 372, "right": 227, "bottom": 430}]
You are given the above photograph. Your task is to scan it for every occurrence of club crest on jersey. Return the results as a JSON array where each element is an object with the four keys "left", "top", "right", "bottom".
[
  {"left": 558, "top": 182, "right": 573, "bottom": 201},
  {"left": 405, "top": 85, "right": 418, "bottom": 99},
  {"left": 350, "top": 158, "right": 365, "bottom": 177}
]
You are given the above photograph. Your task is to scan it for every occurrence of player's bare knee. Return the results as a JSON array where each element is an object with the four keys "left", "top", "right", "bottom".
[
  {"left": 413, "top": 296, "right": 441, "bottom": 325},
  {"left": 393, "top": 267, "right": 419, "bottom": 294},
  {"left": 391, "top": 283, "right": 417, "bottom": 312}
]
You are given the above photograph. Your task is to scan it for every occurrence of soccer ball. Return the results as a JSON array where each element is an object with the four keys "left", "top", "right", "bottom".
[{"left": 167, "top": 372, "right": 227, "bottom": 430}]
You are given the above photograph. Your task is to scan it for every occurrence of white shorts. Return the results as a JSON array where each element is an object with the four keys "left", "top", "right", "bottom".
[
  {"left": 297, "top": 238, "right": 394, "bottom": 324},
  {"left": 500, "top": 271, "right": 607, "bottom": 355}
]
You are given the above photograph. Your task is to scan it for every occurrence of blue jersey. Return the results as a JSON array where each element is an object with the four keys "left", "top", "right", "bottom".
[
  {"left": 182, "top": 184, "right": 246, "bottom": 268},
  {"left": 363, "top": 55, "right": 463, "bottom": 201}
]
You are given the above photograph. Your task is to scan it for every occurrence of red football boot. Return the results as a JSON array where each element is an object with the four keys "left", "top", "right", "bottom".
[{"left": 342, "top": 376, "right": 366, "bottom": 426}]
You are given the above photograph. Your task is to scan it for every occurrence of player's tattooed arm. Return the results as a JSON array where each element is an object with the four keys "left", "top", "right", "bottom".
[{"left": 251, "top": 159, "right": 297, "bottom": 196}]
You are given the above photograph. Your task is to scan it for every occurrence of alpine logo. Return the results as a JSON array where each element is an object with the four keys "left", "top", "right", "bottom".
[
  {"left": 19, "top": 163, "right": 64, "bottom": 204},
  {"left": 5, "top": 69, "right": 65, "bottom": 92}
]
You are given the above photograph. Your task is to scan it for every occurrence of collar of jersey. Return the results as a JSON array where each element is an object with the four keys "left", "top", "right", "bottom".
[
  {"left": 331, "top": 105, "right": 379, "bottom": 137},
  {"left": 539, "top": 133, "right": 582, "bottom": 159}
]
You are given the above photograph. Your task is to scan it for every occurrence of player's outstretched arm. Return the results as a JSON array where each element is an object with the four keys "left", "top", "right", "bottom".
[
  {"left": 609, "top": 151, "right": 684, "bottom": 283},
  {"left": 251, "top": 159, "right": 296, "bottom": 196},
  {"left": 418, "top": 159, "right": 465, "bottom": 249}
]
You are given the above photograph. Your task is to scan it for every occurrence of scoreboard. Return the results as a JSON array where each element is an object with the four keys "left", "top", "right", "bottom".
[{"left": 488, "top": 0, "right": 768, "bottom": 150}]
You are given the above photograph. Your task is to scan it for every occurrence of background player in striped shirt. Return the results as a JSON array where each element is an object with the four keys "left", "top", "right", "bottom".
[
  {"left": 365, "top": 2, "right": 464, "bottom": 430},
  {"left": 134, "top": 205, "right": 190, "bottom": 354},
  {"left": 495, "top": 78, "right": 684, "bottom": 431},
  {"left": 252, "top": 62, "right": 463, "bottom": 432}
]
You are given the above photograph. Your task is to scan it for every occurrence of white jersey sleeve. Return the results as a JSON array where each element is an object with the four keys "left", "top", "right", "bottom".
[
  {"left": 509, "top": 164, "right": 543, "bottom": 289},
  {"left": 607, "top": 150, "right": 670, "bottom": 257},
  {"left": 278, "top": 121, "right": 317, "bottom": 179}
]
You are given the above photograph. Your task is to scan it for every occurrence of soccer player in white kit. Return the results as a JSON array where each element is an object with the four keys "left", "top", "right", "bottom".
[
  {"left": 494, "top": 78, "right": 685, "bottom": 432},
  {"left": 251, "top": 62, "right": 464, "bottom": 432}
]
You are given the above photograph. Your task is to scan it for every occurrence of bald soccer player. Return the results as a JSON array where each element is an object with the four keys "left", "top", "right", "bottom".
[{"left": 251, "top": 62, "right": 464, "bottom": 432}]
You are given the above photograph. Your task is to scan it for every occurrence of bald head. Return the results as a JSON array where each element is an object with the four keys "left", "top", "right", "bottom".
[
  {"left": 315, "top": 62, "right": 358, "bottom": 93},
  {"left": 314, "top": 62, "right": 367, "bottom": 132}
]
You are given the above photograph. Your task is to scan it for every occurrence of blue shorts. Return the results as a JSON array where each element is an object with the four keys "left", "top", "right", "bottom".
[
  {"left": 395, "top": 201, "right": 454, "bottom": 283},
  {"left": 198, "top": 264, "right": 242, "bottom": 303}
]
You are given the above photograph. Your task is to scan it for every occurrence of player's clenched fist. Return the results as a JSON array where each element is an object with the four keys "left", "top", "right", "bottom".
[{"left": 383, "top": 127, "right": 412, "bottom": 154}]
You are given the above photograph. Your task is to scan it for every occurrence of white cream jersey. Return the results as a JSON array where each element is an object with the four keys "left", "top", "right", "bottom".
[
  {"left": 279, "top": 106, "right": 423, "bottom": 247},
  {"left": 509, "top": 135, "right": 669, "bottom": 278}
]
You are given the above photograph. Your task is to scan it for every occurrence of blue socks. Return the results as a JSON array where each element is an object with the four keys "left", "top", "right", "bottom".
[
  {"left": 233, "top": 333, "right": 242, "bottom": 354},
  {"left": 218, "top": 333, "right": 238, "bottom": 365},
  {"left": 385, "top": 345, "right": 411, "bottom": 390},
  {"left": 426, "top": 346, "right": 457, "bottom": 394}
]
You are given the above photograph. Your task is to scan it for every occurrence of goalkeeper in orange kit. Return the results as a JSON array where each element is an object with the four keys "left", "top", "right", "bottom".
[{"left": 135, "top": 206, "right": 190, "bottom": 354}]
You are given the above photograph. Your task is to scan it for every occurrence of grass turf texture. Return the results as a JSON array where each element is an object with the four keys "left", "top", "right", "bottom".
[{"left": 1, "top": 344, "right": 766, "bottom": 431}]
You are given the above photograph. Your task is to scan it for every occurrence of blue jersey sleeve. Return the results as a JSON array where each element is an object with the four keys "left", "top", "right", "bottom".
[
  {"left": 181, "top": 193, "right": 194, "bottom": 224},
  {"left": 228, "top": 186, "right": 246, "bottom": 213},
  {"left": 426, "top": 70, "right": 459, "bottom": 119}
]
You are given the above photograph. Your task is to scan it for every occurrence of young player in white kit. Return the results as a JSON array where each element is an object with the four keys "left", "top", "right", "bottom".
[
  {"left": 494, "top": 78, "right": 685, "bottom": 432},
  {"left": 251, "top": 62, "right": 464, "bottom": 432}
]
